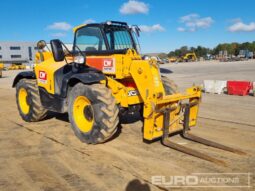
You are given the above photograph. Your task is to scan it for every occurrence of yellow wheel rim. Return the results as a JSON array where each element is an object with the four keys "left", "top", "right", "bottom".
[
  {"left": 73, "top": 96, "right": 94, "bottom": 133},
  {"left": 18, "top": 88, "right": 30, "bottom": 114}
]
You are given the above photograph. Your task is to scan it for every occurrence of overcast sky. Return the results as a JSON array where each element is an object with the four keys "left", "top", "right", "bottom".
[{"left": 1, "top": 0, "right": 255, "bottom": 53}]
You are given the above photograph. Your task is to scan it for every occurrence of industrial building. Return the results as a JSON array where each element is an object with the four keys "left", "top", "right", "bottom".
[
  {"left": 0, "top": 42, "right": 72, "bottom": 67},
  {"left": 0, "top": 42, "right": 38, "bottom": 66}
]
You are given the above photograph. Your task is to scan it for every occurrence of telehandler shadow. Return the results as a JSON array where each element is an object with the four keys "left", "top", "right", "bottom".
[
  {"left": 125, "top": 179, "right": 151, "bottom": 191},
  {"left": 43, "top": 111, "right": 138, "bottom": 142},
  {"left": 44, "top": 111, "right": 70, "bottom": 122},
  {"left": 160, "top": 68, "right": 173, "bottom": 74},
  {"left": 44, "top": 111, "right": 178, "bottom": 146}
]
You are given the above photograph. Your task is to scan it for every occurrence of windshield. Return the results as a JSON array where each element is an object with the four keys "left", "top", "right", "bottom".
[
  {"left": 74, "top": 25, "right": 140, "bottom": 53},
  {"left": 104, "top": 26, "right": 136, "bottom": 51},
  {"left": 75, "top": 26, "right": 107, "bottom": 51}
]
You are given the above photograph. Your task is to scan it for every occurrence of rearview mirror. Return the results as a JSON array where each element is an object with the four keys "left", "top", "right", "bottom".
[
  {"left": 50, "top": 39, "right": 65, "bottom": 62},
  {"left": 37, "top": 40, "right": 47, "bottom": 50}
]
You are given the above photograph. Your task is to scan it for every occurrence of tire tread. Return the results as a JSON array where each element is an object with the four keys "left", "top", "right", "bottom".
[{"left": 16, "top": 79, "right": 47, "bottom": 122}]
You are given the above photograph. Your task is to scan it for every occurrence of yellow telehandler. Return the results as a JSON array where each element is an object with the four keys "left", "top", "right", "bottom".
[
  {"left": 13, "top": 21, "right": 244, "bottom": 165},
  {"left": 0, "top": 63, "right": 4, "bottom": 78},
  {"left": 8, "top": 63, "right": 26, "bottom": 70}
]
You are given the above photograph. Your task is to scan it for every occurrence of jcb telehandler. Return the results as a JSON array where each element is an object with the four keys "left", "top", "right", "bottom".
[{"left": 13, "top": 21, "right": 244, "bottom": 165}]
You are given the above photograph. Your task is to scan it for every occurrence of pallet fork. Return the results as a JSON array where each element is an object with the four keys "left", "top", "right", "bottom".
[{"left": 161, "top": 104, "right": 246, "bottom": 166}]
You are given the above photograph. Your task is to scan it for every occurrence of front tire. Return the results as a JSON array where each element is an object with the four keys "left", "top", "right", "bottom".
[
  {"left": 16, "top": 79, "right": 47, "bottom": 122},
  {"left": 68, "top": 83, "right": 119, "bottom": 144}
]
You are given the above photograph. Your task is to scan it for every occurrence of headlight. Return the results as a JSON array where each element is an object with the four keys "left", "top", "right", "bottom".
[{"left": 74, "top": 55, "right": 85, "bottom": 64}]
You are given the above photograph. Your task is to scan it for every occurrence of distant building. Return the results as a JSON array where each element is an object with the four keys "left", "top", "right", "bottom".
[
  {"left": 0, "top": 42, "right": 38, "bottom": 65},
  {"left": 0, "top": 42, "right": 73, "bottom": 66}
]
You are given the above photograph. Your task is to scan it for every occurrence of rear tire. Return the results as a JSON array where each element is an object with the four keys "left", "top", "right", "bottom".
[
  {"left": 16, "top": 79, "right": 47, "bottom": 122},
  {"left": 68, "top": 83, "right": 119, "bottom": 144},
  {"left": 162, "top": 76, "right": 178, "bottom": 95}
]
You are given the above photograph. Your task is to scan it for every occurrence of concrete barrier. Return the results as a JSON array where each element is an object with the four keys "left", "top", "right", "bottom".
[{"left": 203, "top": 80, "right": 227, "bottom": 94}]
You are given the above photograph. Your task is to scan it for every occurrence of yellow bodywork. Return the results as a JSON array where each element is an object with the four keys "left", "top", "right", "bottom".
[
  {"left": 0, "top": 63, "right": 3, "bottom": 78},
  {"left": 34, "top": 47, "right": 201, "bottom": 141},
  {"left": 35, "top": 57, "right": 68, "bottom": 94},
  {"left": 98, "top": 50, "right": 201, "bottom": 140},
  {"left": 35, "top": 51, "right": 53, "bottom": 65},
  {"left": 128, "top": 53, "right": 201, "bottom": 140},
  {"left": 35, "top": 48, "right": 201, "bottom": 140},
  {"left": 73, "top": 24, "right": 87, "bottom": 32}
]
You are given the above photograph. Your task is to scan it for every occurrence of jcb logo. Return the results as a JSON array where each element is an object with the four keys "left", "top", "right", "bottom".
[{"left": 128, "top": 90, "right": 139, "bottom": 96}]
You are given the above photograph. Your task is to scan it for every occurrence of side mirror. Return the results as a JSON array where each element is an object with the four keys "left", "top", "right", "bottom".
[
  {"left": 37, "top": 40, "right": 47, "bottom": 50},
  {"left": 50, "top": 39, "right": 65, "bottom": 62}
]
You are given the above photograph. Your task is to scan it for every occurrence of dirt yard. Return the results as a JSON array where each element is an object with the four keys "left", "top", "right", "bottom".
[{"left": 0, "top": 60, "right": 254, "bottom": 191}]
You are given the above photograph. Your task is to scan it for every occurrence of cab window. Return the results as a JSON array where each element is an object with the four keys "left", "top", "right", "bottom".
[
  {"left": 75, "top": 27, "right": 106, "bottom": 51},
  {"left": 105, "top": 27, "right": 134, "bottom": 50}
]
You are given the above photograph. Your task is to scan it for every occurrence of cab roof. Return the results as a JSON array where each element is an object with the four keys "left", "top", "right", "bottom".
[{"left": 72, "top": 21, "right": 128, "bottom": 33}]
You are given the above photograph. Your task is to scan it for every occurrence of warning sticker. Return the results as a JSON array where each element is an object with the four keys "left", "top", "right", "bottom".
[
  {"left": 38, "top": 71, "right": 47, "bottom": 84},
  {"left": 103, "top": 59, "right": 115, "bottom": 73}
]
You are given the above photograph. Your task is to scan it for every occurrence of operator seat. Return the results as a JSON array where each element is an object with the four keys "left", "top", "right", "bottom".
[{"left": 85, "top": 47, "right": 97, "bottom": 51}]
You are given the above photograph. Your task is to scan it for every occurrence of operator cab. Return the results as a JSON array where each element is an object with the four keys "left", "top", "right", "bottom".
[{"left": 73, "top": 21, "right": 141, "bottom": 55}]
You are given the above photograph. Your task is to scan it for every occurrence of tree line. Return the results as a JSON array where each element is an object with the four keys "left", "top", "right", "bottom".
[{"left": 158, "top": 41, "right": 255, "bottom": 59}]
